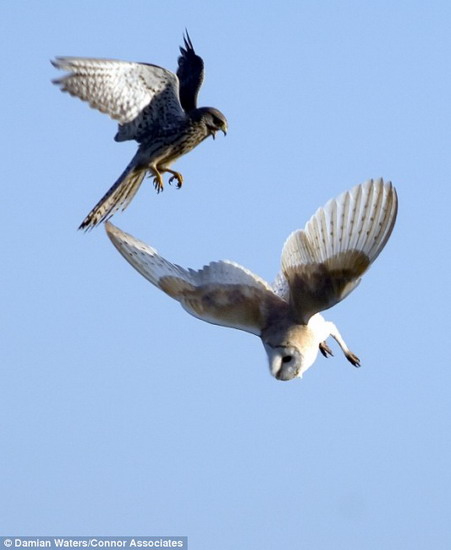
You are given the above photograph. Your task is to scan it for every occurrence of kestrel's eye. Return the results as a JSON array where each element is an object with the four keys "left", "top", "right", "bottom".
[{"left": 282, "top": 355, "right": 292, "bottom": 364}]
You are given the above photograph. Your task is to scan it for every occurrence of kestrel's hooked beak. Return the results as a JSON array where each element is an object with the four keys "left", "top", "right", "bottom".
[{"left": 210, "top": 124, "right": 227, "bottom": 140}]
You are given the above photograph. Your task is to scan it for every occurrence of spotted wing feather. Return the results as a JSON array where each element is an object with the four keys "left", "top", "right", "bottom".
[{"left": 52, "top": 57, "right": 185, "bottom": 141}]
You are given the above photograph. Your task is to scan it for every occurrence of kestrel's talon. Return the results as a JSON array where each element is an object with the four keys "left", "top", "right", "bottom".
[
  {"left": 168, "top": 172, "right": 184, "bottom": 189},
  {"left": 153, "top": 176, "right": 164, "bottom": 194}
]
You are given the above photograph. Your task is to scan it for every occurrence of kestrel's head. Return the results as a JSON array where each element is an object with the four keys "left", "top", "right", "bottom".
[{"left": 197, "top": 107, "right": 228, "bottom": 138}]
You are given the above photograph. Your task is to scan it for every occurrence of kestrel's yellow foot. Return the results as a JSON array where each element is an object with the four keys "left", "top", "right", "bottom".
[
  {"left": 152, "top": 172, "right": 164, "bottom": 194},
  {"left": 167, "top": 170, "right": 184, "bottom": 189}
]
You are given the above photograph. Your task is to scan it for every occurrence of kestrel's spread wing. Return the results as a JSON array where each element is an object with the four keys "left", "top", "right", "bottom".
[
  {"left": 52, "top": 57, "right": 185, "bottom": 142},
  {"left": 177, "top": 31, "right": 205, "bottom": 112},
  {"left": 105, "top": 223, "right": 285, "bottom": 336},
  {"left": 276, "top": 179, "right": 398, "bottom": 323}
]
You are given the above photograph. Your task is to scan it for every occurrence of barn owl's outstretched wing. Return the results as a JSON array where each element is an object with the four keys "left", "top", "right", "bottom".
[
  {"left": 105, "top": 223, "right": 285, "bottom": 335},
  {"left": 52, "top": 57, "right": 185, "bottom": 140},
  {"left": 276, "top": 179, "right": 398, "bottom": 323}
]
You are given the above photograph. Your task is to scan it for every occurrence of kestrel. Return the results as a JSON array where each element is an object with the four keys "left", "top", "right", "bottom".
[
  {"left": 105, "top": 179, "right": 398, "bottom": 381},
  {"left": 52, "top": 32, "right": 228, "bottom": 230}
]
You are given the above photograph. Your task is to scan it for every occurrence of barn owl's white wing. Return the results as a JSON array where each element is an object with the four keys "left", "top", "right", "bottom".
[
  {"left": 52, "top": 58, "right": 184, "bottom": 130},
  {"left": 106, "top": 223, "right": 285, "bottom": 335},
  {"left": 276, "top": 179, "right": 398, "bottom": 323}
]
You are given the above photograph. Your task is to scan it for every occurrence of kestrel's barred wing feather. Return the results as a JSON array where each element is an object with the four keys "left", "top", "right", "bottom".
[
  {"left": 51, "top": 57, "right": 185, "bottom": 141},
  {"left": 105, "top": 223, "right": 284, "bottom": 335},
  {"left": 278, "top": 179, "right": 398, "bottom": 323},
  {"left": 177, "top": 31, "right": 205, "bottom": 112}
]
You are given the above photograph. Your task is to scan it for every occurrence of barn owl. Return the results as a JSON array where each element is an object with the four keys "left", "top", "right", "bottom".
[{"left": 106, "top": 179, "right": 397, "bottom": 380}]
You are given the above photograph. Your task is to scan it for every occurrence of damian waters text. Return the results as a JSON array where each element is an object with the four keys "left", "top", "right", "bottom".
[{"left": 1, "top": 539, "right": 187, "bottom": 549}]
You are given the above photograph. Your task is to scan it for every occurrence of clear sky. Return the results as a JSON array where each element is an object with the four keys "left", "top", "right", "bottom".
[{"left": 2, "top": 1, "right": 451, "bottom": 548}]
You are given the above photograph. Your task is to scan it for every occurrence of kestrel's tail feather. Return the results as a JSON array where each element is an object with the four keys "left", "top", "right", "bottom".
[{"left": 79, "top": 161, "right": 147, "bottom": 231}]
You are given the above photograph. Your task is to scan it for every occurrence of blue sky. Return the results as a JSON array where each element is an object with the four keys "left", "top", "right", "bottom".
[{"left": 2, "top": 1, "right": 451, "bottom": 548}]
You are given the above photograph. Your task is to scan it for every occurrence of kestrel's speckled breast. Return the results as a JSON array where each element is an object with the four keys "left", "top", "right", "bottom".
[{"left": 138, "top": 119, "right": 210, "bottom": 168}]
